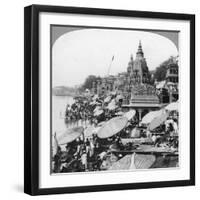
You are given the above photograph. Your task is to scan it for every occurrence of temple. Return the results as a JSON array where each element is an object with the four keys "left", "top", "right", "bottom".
[
  {"left": 91, "top": 41, "right": 176, "bottom": 120},
  {"left": 92, "top": 41, "right": 151, "bottom": 95},
  {"left": 127, "top": 40, "right": 151, "bottom": 85}
]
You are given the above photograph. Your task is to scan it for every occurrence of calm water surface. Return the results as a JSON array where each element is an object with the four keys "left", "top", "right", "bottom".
[{"left": 52, "top": 95, "right": 74, "bottom": 136}]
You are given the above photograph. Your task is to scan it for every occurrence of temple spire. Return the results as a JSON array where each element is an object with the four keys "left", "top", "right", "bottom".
[
  {"left": 139, "top": 40, "right": 142, "bottom": 49},
  {"left": 136, "top": 40, "right": 144, "bottom": 58},
  {"left": 130, "top": 54, "right": 133, "bottom": 60}
]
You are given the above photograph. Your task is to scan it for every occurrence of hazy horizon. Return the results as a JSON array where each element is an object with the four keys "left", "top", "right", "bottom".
[{"left": 52, "top": 28, "right": 178, "bottom": 87}]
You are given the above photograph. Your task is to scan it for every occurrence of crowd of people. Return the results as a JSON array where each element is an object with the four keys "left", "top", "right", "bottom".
[
  {"left": 53, "top": 134, "right": 101, "bottom": 173},
  {"left": 52, "top": 92, "right": 179, "bottom": 173},
  {"left": 150, "top": 113, "right": 179, "bottom": 149},
  {"left": 64, "top": 93, "right": 124, "bottom": 127}
]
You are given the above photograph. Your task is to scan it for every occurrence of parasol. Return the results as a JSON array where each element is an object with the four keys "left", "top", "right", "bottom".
[
  {"left": 104, "top": 96, "right": 112, "bottom": 103},
  {"left": 110, "top": 91, "right": 117, "bottom": 96},
  {"left": 93, "top": 126, "right": 101, "bottom": 133},
  {"left": 92, "top": 94, "right": 99, "bottom": 100},
  {"left": 57, "top": 126, "right": 84, "bottom": 145},
  {"left": 116, "top": 94, "right": 124, "bottom": 101},
  {"left": 167, "top": 82, "right": 175, "bottom": 86},
  {"left": 95, "top": 102, "right": 102, "bottom": 106},
  {"left": 131, "top": 153, "right": 156, "bottom": 169},
  {"left": 165, "top": 102, "right": 179, "bottom": 111},
  {"left": 84, "top": 126, "right": 100, "bottom": 137},
  {"left": 97, "top": 121, "right": 106, "bottom": 126},
  {"left": 149, "top": 112, "right": 169, "bottom": 131},
  {"left": 84, "top": 126, "right": 96, "bottom": 137},
  {"left": 90, "top": 101, "right": 97, "bottom": 105},
  {"left": 97, "top": 116, "right": 128, "bottom": 138},
  {"left": 123, "top": 110, "right": 136, "bottom": 121},
  {"left": 107, "top": 100, "right": 117, "bottom": 110},
  {"left": 94, "top": 106, "right": 102, "bottom": 113},
  {"left": 94, "top": 109, "right": 104, "bottom": 116},
  {"left": 109, "top": 154, "right": 132, "bottom": 170},
  {"left": 156, "top": 80, "right": 166, "bottom": 89},
  {"left": 115, "top": 111, "right": 124, "bottom": 116},
  {"left": 109, "top": 153, "right": 156, "bottom": 170},
  {"left": 141, "top": 110, "right": 163, "bottom": 124}
]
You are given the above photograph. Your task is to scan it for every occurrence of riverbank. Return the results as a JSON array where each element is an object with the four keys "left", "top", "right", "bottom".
[{"left": 52, "top": 93, "right": 179, "bottom": 173}]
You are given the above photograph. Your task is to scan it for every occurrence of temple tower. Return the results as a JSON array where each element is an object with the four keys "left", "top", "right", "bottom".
[{"left": 127, "top": 40, "right": 150, "bottom": 85}]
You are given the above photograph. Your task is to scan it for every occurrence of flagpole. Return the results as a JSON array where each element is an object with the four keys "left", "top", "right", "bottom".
[{"left": 107, "top": 55, "right": 114, "bottom": 76}]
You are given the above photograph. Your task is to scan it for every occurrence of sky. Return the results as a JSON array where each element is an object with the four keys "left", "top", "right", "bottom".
[{"left": 52, "top": 28, "right": 178, "bottom": 87}]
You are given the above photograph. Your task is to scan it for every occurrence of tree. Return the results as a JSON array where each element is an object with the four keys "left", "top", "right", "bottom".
[
  {"left": 154, "top": 56, "right": 175, "bottom": 81},
  {"left": 81, "top": 75, "right": 101, "bottom": 91}
]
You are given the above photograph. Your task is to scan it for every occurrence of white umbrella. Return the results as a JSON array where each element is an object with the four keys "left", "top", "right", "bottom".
[
  {"left": 93, "top": 126, "right": 101, "bottom": 133},
  {"left": 109, "top": 154, "right": 132, "bottom": 170},
  {"left": 107, "top": 100, "right": 117, "bottom": 110},
  {"left": 109, "top": 153, "right": 155, "bottom": 170},
  {"left": 97, "top": 121, "right": 106, "bottom": 126},
  {"left": 84, "top": 126, "right": 95, "bottom": 137},
  {"left": 90, "top": 101, "right": 97, "bottom": 105},
  {"left": 84, "top": 126, "right": 99, "bottom": 137},
  {"left": 115, "top": 111, "right": 124, "bottom": 116},
  {"left": 94, "top": 106, "right": 102, "bottom": 112},
  {"left": 149, "top": 112, "right": 169, "bottom": 131},
  {"left": 84, "top": 126, "right": 101, "bottom": 137},
  {"left": 92, "top": 94, "right": 99, "bottom": 100},
  {"left": 132, "top": 153, "right": 156, "bottom": 169},
  {"left": 110, "top": 91, "right": 117, "bottom": 95},
  {"left": 104, "top": 96, "right": 112, "bottom": 103},
  {"left": 123, "top": 110, "right": 136, "bottom": 121},
  {"left": 116, "top": 94, "right": 124, "bottom": 101},
  {"left": 167, "top": 82, "right": 175, "bottom": 86},
  {"left": 141, "top": 110, "right": 163, "bottom": 124},
  {"left": 97, "top": 116, "right": 128, "bottom": 138},
  {"left": 94, "top": 109, "right": 104, "bottom": 116},
  {"left": 156, "top": 81, "right": 166, "bottom": 89},
  {"left": 57, "top": 126, "right": 84, "bottom": 145},
  {"left": 165, "top": 102, "right": 179, "bottom": 111}
]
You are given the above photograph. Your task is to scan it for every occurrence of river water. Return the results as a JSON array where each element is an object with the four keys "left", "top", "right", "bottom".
[
  {"left": 52, "top": 95, "right": 74, "bottom": 137},
  {"left": 52, "top": 95, "right": 76, "bottom": 155}
]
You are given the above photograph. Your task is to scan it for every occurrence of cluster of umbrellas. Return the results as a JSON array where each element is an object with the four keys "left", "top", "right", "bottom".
[
  {"left": 108, "top": 153, "right": 156, "bottom": 170},
  {"left": 56, "top": 114, "right": 134, "bottom": 146},
  {"left": 141, "top": 101, "right": 178, "bottom": 131},
  {"left": 165, "top": 101, "right": 178, "bottom": 111},
  {"left": 57, "top": 92, "right": 178, "bottom": 146},
  {"left": 57, "top": 127, "right": 84, "bottom": 145},
  {"left": 92, "top": 94, "right": 124, "bottom": 115},
  {"left": 53, "top": 98, "right": 179, "bottom": 172},
  {"left": 56, "top": 109, "right": 137, "bottom": 147},
  {"left": 56, "top": 100, "right": 178, "bottom": 145},
  {"left": 156, "top": 80, "right": 176, "bottom": 89},
  {"left": 97, "top": 116, "right": 128, "bottom": 138}
]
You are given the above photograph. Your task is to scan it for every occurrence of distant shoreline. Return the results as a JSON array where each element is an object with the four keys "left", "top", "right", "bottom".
[
  {"left": 53, "top": 94, "right": 75, "bottom": 97},
  {"left": 52, "top": 86, "right": 78, "bottom": 97}
]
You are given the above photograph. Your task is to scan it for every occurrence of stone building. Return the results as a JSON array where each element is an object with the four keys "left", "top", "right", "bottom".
[
  {"left": 166, "top": 59, "right": 178, "bottom": 83},
  {"left": 156, "top": 57, "right": 179, "bottom": 103},
  {"left": 92, "top": 41, "right": 151, "bottom": 96},
  {"left": 127, "top": 40, "right": 151, "bottom": 85},
  {"left": 90, "top": 41, "right": 163, "bottom": 120}
]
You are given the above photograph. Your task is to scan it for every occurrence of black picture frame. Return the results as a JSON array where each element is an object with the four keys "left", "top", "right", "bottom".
[{"left": 24, "top": 4, "right": 195, "bottom": 196}]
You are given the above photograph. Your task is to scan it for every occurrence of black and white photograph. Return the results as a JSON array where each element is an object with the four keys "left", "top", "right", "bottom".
[
  {"left": 51, "top": 26, "right": 180, "bottom": 174},
  {"left": 23, "top": 4, "right": 195, "bottom": 195}
]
